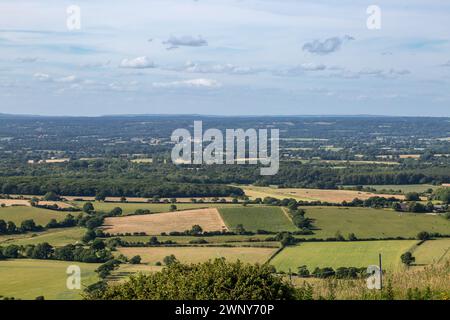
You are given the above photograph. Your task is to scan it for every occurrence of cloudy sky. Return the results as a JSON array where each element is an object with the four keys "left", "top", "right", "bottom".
[{"left": 0, "top": 0, "right": 450, "bottom": 116}]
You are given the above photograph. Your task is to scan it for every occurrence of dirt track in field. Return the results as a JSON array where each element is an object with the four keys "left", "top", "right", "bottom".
[{"left": 102, "top": 208, "right": 228, "bottom": 235}]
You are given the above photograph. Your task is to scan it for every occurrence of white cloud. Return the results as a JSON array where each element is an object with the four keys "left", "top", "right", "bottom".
[
  {"left": 33, "top": 73, "right": 51, "bottom": 81},
  {"left": 153, "top": 78, "right": 221, "bottom": 88},
  {"left": 182, "top": 61, "right": 262, "bottom": 75},
  {"left": 55, "top": 75, "right": 77, "bottom": 83},
  {"left": 119, "top": 56, "right": 155, "bottom": 69}
]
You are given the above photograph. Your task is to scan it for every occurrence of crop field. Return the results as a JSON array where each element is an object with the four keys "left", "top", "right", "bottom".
[
  {"left": 413, "top": 238, "right": 450, "bottom": 265},
  {"left": 118, "top": 246, "right": 277, "bottom": 265},
  {"left": 0, "top": 227, "right": 86, "bottom": 246},
  {"left": 0, "top": 206, "right": 71, "bottom": 225},
  {"left": 219, "top": 207, "right": 297, "bottom": 232},
  {"left": 242, "top": 185, "right": 405, "bottom": 203},
  {"left": 270, "top": 240, "right": 418, "bottom": 272},
  {"left": 301, "top": 206, "right": 450, "bottom": 239},
  {"left": 0, "top": 259, "right": 99, "bottom": 300},
  {"left": 102, "top": 208, "right": 228, "bottom": 235},
  {"left": 72, "top": 201, "right": 243, "bottom": 215}
]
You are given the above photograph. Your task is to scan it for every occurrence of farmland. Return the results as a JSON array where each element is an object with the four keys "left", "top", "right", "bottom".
[
  {"left": 270, "top": 240, "right": 418, "bottom": 272},
  {"left": 0, "top": 227, "right": 86, "bottom": 246},
  {"left": 301, "top": 206, "right": 450, "bottom": 239},
  {"left": 102, "top": 208, "right": 227, "bottom": 235},
  {"left": 219, "top": 206, "right": 297, "bottom": 232},
  {"left": 0, "top": 259, "right": 99, "bottom": 300},
  {"left": 0, "top": 206, "right": 71, "bottom": 225},
  {"left": 118, "top": 246, "right": 277, "bottom": 265},
  {"left": 72, "top": 201, "right": 243, "bottom": 215},
  {"left": 412, "top": 238, "right": 450, "bottom": 265},
  {"left": 242, "top": 185, "right": 405, "bottom": 203}
]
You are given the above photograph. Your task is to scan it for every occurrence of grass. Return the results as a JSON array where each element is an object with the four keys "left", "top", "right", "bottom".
[
  {"left": 412, "top": 238, "right": 450, "bottom": 265},
  {"left": 0, "top": 259, "right": 99, "bottom": 300},
  {"left": 271, "top": 240, "right": 418, "bottom": 272},
  {"left": 118, "top": 246, "right": 277, "bottom": 265},
  {"left": 302, "top": 206, "right": 450, "bottom": 239},
  {"left": 291, "top": 260, "right": 450, "bottom": 300},
  {"left": 219, "top": 206, "right": 297, "bottom": 232},
  {"left": 0, "top": 206, "right": 71, "bottom": 225},
  {"left": 72, "top": 201, "right": 243, "bottom": 215},
  {"left": 0, "top": 227, "right": 86, "bottom": 246}
]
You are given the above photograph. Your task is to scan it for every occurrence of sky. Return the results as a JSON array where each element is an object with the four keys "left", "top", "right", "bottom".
[{"left": 0, "top": 0, "right": 450, "bottom": 116}]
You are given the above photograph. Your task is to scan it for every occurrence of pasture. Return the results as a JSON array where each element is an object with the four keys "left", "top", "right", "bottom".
[
  {"left": 0, "top": 227, "right": 86, "bottom": 246},
  {"left": 118, "top": 246, "right": 277, "bottom": 265},
  {"left": 413, "top": 238, "right": 450, "bottom": 265},
  {"left": 0, "top": 259, "right": 99, "bottom": 300},
  {"left": 0, "top": 206, "right": 71, "bottom": 225},
  {"left": 271, "top": 240, "right": 418, "bottom": 272},
  {"left": 102, "top": 208, "right": 227, "bottom": 235},
  {"left": 219, "top": 206, "right": 297, "bottom": 232},
  {"left": 242, "top": 185, "right": 404, "bottom": 203},
  {"left": 302, "top": 206, "right": 450, "bottom": 239}
]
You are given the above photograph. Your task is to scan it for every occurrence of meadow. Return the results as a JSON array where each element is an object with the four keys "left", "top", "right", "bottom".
[
  {"left": 0, "top": 259, "right": 99, "bottom": 300},
  {"left": 219, "top": 206, "right": 297, "bottom": 232},
  {"left": 0, "top": 227, "right": 86, "bottom": 246},
  {"left": 412, "top": 238, "right": 450, "bottom": 265},
  {"left": 118, "top": 246, "right": 277, "bottom": 265},
  {"left": 271, "top": 240, "right": 418, "bottom": 272},
  {"left": 0, "top": 206, "right": 70, "bottom": 225},
  {"left": 302, "top": 206, "right": 450, "bottom": 239}
]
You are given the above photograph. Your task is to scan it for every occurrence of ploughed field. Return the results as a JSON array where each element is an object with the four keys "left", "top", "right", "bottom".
[{"left": 102, "top": 208, "right": 228, "bottom": 235}]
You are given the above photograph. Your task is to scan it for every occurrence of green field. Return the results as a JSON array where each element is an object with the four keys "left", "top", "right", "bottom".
[
  {"left": 271, "top": 240, "right": 418, "bottom": 272},
  {"left": 0, "top": 206, "right": 71, "bottom": 225},
  {"left": 363, "top": 184, "right": 439, "bottom": 193},
  {"left": 0, "top": 259, "right": 99, "bottom": 300},
  {"left": 302, "top": 207, "right": 450, "bottom": 239},
  {"left": 72, "top": 201, "right": 244, "bottom": 215},
  {"left": 118, "top": 246, "right": 277, "bottom": 265},
  {"left": 0, "top": 227, "right": 86, "bottom": 246},
  {"left": 412, "top": 238, "right": 450, "bottom": 265},
  {"left": 219, "top": 207, "right": 297, "bottom": 232},
  {"left": 111, "top": 234, "right": 272, "bottom": 244}
]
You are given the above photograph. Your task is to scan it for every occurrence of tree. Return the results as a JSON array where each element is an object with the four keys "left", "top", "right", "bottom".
[
  {"left": 30, "top": 242, "right": 53, "bottom": 259},
  {"left": 401, "top": 252, "right": 415, "bottom": 266},
  {"left": 43, "top": 191, "right": 60, "bottom": 201},
  {"left": 417, "top": 231, "right": 430, "bottom": 241},
  {"left": 91, "top": 239, "right": 106, "bottom": 250},
  {"left": 297, "top": 265, "right": 310, "bottom": 277},
  {"left": 169, "top": 204, "right": 177, "bottom": 212},
  {"left": 0, "top": 219, "right": 7, "bottom": 234},
  {"left": 84, "top": 259, "right": 297, "bottom": 300},
  {"left": 190, "top": 225, "right": 203, "bottom": 236},
  {"left": 20, "top": 219, "right": 38, "bottom": 232},
  {"left": 347, "top": 233, "right": 357, "bottom": 241},
  {"left": 83, "top": 202, "right": 94, "bottom": 213},
  {"left": 433, "top": 187, "right": 450, "bottom": 204},
  {"left": 405, "top": 192, "right": 420, "bottom": 201},
  {"left": 235, "top": 224, "right": 246, "bottom": 235},
  {"left": 7, "top": 221, "right": 17, "bottom": 234},
  {"left": 82, "top": 229, "right": 97, "bottom": 243},
  {"left": 95, "top": 191, "right": 106, "bottom": 201},
  {"left": 163, "top": 254, "right": 178, "bottom": 266},
  {"left": 129, "top": 255, "right": 141, "bottom": 264},
  {"left": 170, "top": 198, "right": 177, "bottom": 204},
  {"left": 110, "top": 207, "right": 123, "bottom": 216}
]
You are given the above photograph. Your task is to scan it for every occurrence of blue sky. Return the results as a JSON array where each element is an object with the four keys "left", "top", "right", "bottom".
[{"left": 0, "top": 0, "right": 450, "bottom": 116}]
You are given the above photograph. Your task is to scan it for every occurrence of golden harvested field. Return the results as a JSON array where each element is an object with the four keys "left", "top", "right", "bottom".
[
  {"left": 102, "top": 208, "right": 227, "bottom": 235},
  {"left": 242, "top": 185, "right": 405, "bottom": 203},
  {"left": 0, "top": 199, "right": 74, "bottom": 208},
  {"left": 118, "top": 246, "right": 277, "bottom": 265}
]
